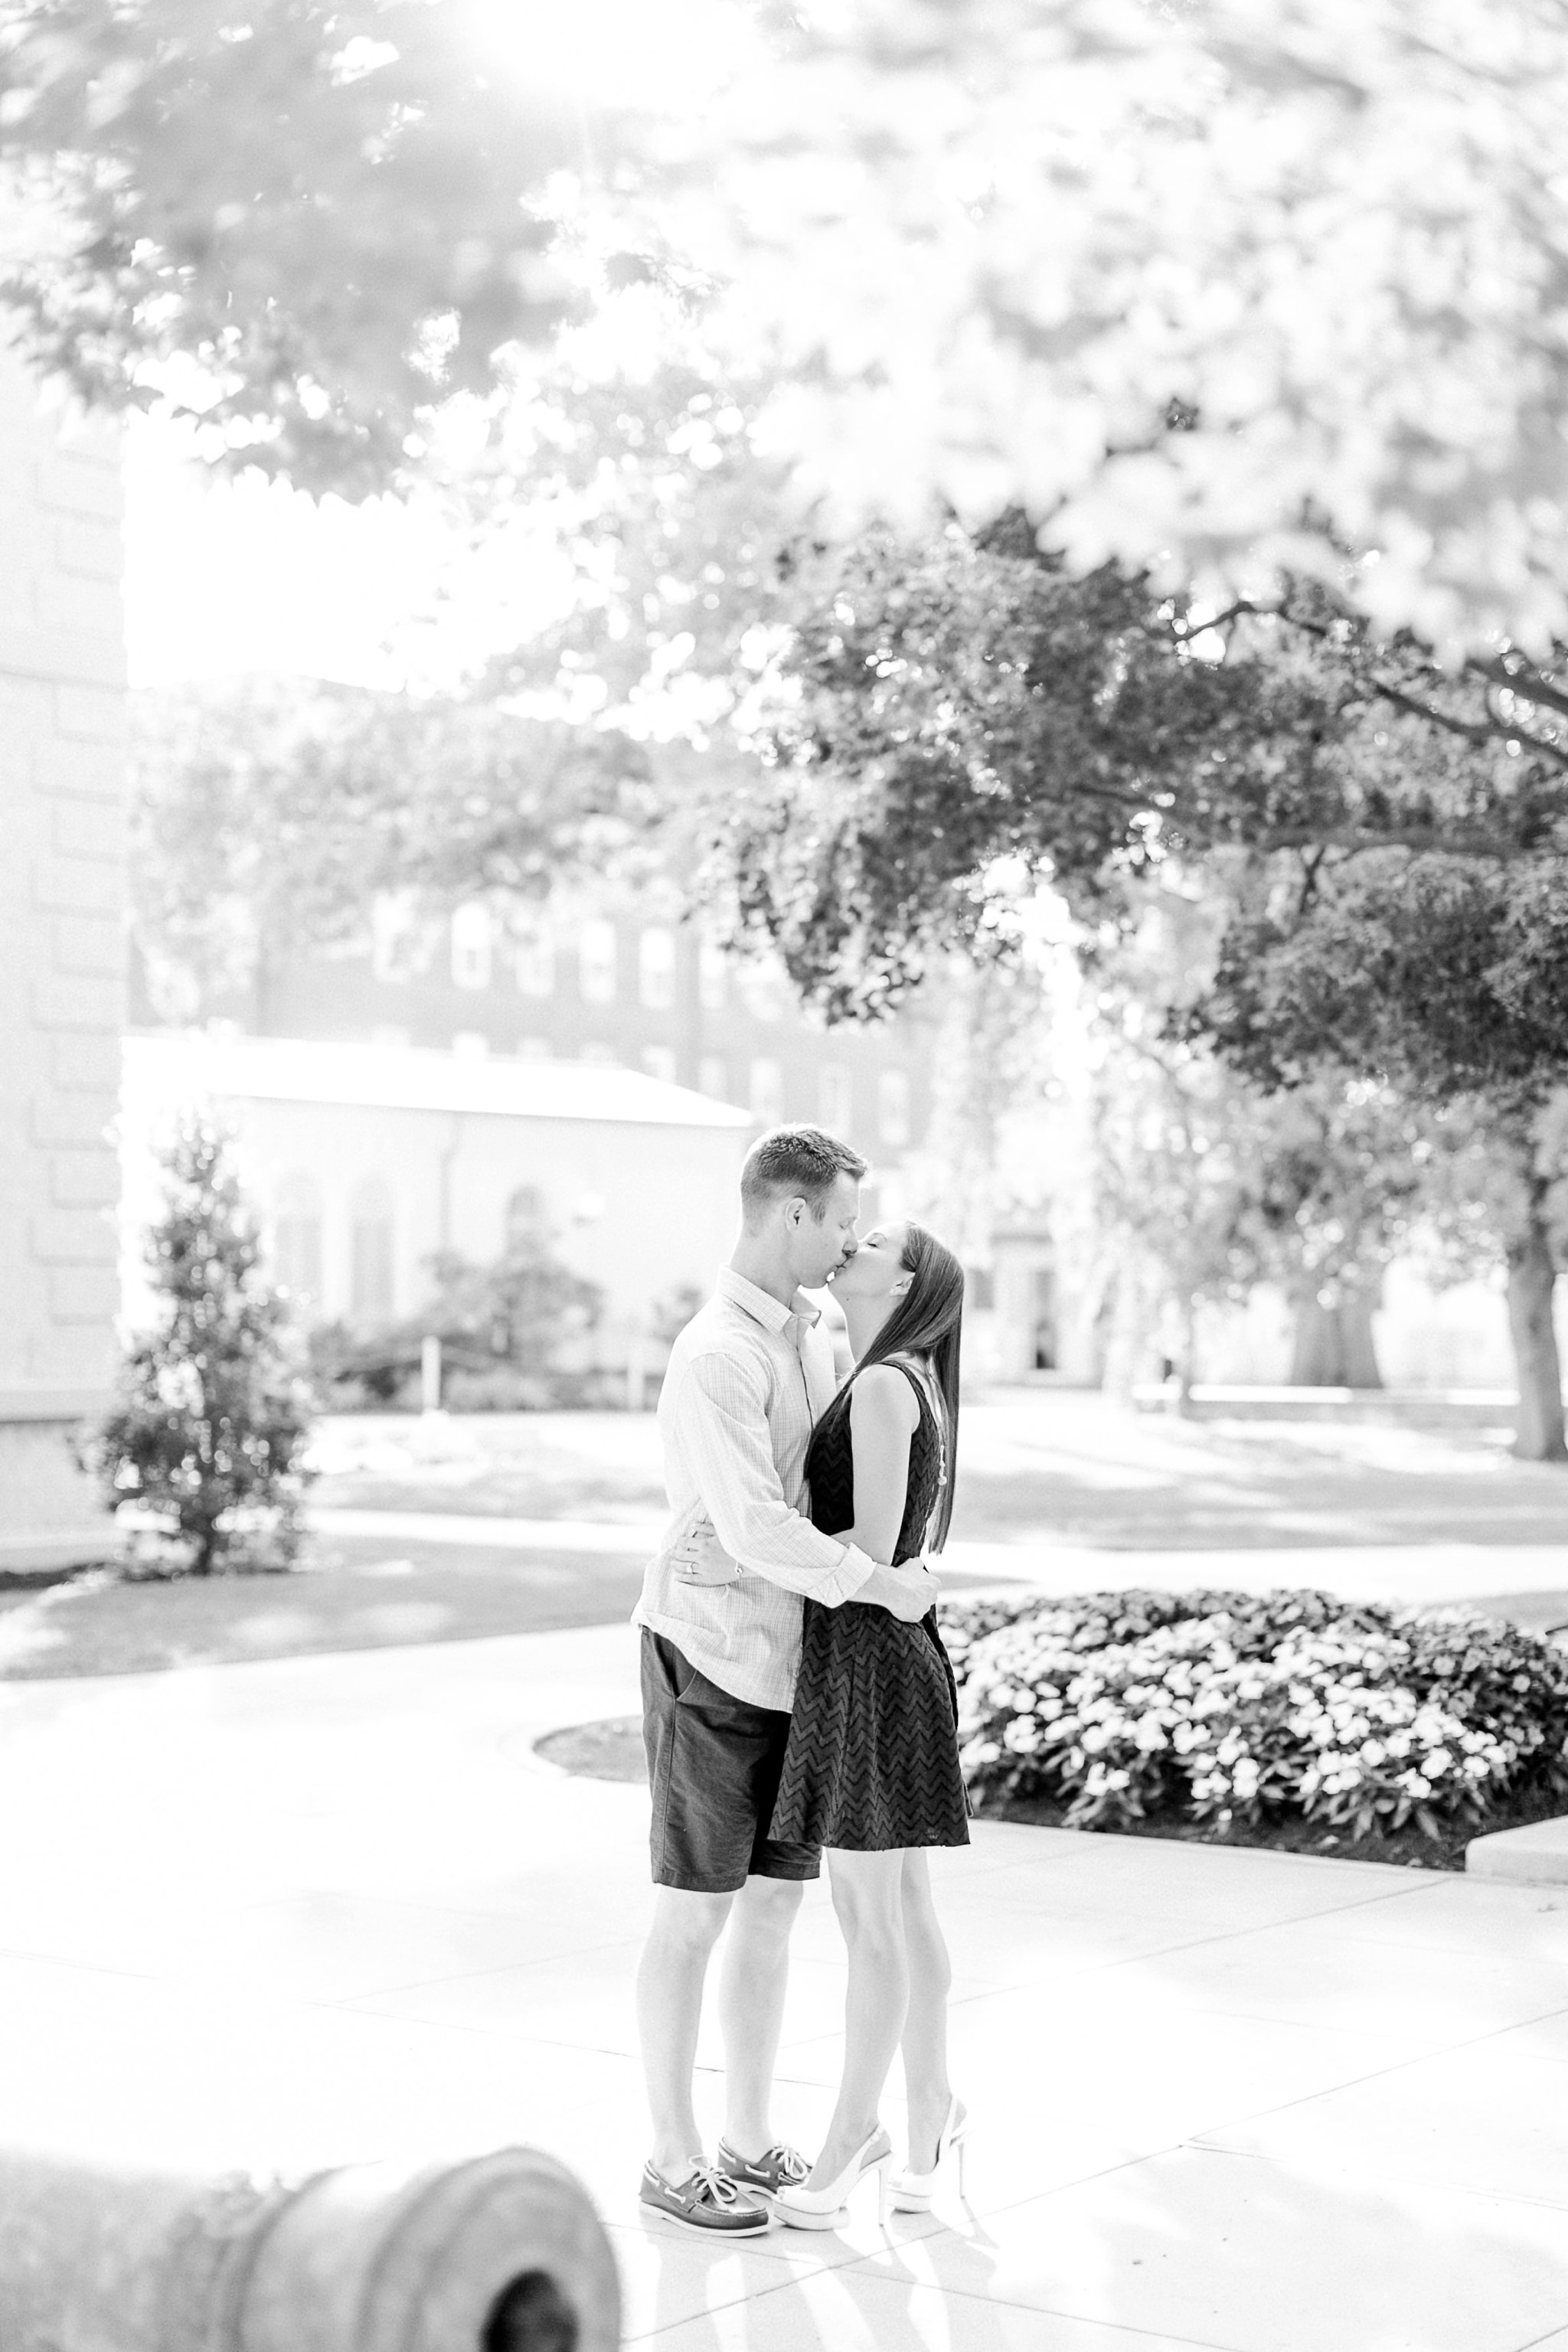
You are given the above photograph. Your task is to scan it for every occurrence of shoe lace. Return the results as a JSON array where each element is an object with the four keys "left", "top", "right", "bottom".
[
  {"left": 769, "top": 2144, "right": 809, "bottom": 2184},
  {"left": 688, "top": 2161, "right": 749, "bottom": 2209}
]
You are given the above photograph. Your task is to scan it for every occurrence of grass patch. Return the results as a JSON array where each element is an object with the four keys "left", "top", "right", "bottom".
[{"left": 0, "top": 1543, "right": 647, "bottom": 1678}]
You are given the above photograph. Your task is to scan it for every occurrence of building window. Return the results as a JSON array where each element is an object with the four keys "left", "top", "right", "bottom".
[
  {"left": 750, "top": 1057, "right": 783, "bottom": 1125},
  {"left": 517, "top": 1036, "right": 552, "bottom": 1060},
  {"left": 452, "top": 1031, "right": 489, "bottom": 1059},
  {"left": 505, "top": 1184, "right": 544, "bottom": 1247},
  {"left": 274, "top": 1173, "right": 322, "bottom": 1306},
  {"left": 740, "top": 961, "right": 785, "bottom": 1023},
  {"left": 579, "top": 918, "right": 618, "bottom": 1004},
  {"left": 349, "top": 1178, "right": 395, "bottom": 1321},
  {"left": 698, "top": 936, "right": 727, "bottom": 1011},
  {"left": 642, "top": 1044, "right": 678, "bottom": 1085},
  {"left": 699, "top": 1055, "right": 729, "bottom": 1099},
  {"left": 639, "top": 927, "right": 676, "bottom": 1010},
  {"left": 966, "top": 1265, "right": 996, "bottom": 1312},
  {"left": 818, "top": 1062, "right": 852, "bottom": 1135},
  {"left": 451, "top": 901, "right": 492, "bottom": 991},
  {"left": 580, "top": 1040, "right": 616, "bottom": 1063},
  {"left": 877, "top": 1068, "right": 911, "bottom": 1148},
  {"left": 370, "top": 1024, "right": 410, "bottom": 1050},
  {"left": 514, "top": 923, "right": 554, "bottom": 997}
]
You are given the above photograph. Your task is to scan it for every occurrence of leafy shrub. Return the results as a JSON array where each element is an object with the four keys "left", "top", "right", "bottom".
[
  {"left": 943, "top": 1588, "right": 1568, "bottom": 1843},
  {"left": 310, "top": 1209, "right": 605, "bottom": 1411},
  {"left": 80, "top": 1122, "right": 313, "bottom": 1573}
]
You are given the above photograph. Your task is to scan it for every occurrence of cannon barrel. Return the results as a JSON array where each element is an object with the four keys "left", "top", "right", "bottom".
[{"left": 0, "top": 2145, "right": 619, "bottom": 2352}]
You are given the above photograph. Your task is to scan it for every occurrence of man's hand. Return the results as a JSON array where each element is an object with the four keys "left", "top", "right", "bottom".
[{"left": 860, "top": 1559, "right": 941, "bottom": 1623}]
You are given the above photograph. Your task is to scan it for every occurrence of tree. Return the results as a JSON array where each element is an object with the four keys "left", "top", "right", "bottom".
[
  {"left": 13, "top": 0, "right": 1568, "bottom": 648},
  {"left": 0, "top": 0, "right": 616, "bottom": 491},
  {"left": 1070, "top": 888, "right": 1432, "bottom": 1399},
  {"left": 462, "top": 354, "right": 1568, "bottom": 1434},
  {"left": 897, "top": 951, "right": 1056, "bottom": 1279},
  {"left": 1240, "top": 1082, "right": 1432, "bottom": 1390},
  {"left": 1200, "top": 858, "right": 1568, "bottom": 1458},
  {"left": 591, "top": 505, "right": 1568, "bottom": 1449},
  {"left": 81, "top": 1121, "right": 314, "bottom": 1570},
  {"left": 690, "top": 0, "right": 1568, "bottom": 649},
  {"left": 701, "top": 527, "right": 1568, "bottom": 1019},
  {"left": 130, "top": 675, "right": 652, "bottom": 1015}
]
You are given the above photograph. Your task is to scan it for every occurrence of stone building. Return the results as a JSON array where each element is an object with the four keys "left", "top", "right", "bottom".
[{"left": 0, "top": 349, "right": 125, "bottom": 1566}]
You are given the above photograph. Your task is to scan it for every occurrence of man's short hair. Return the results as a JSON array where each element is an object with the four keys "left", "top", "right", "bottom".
[{"left": 740, "top": 1125, "right": 868, "bottom": 1221}]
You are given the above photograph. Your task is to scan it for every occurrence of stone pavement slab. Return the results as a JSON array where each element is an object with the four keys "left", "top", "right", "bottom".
[{"left": 0, "top": 1624, "right": 1563, "bottom": 2351}]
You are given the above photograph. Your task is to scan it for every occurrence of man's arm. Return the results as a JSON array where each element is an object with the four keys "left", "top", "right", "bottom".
[{"left": 674, "top": 1354, "right": 938, "bottom": 1620}]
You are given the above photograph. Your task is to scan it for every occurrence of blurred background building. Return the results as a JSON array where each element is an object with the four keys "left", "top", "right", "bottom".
[
  {"left": 120, "top": 1029, "right": 753, "bottom": 1353},
  {"left": 128, "top": 880, "right": 935, "bottom": 1187}
]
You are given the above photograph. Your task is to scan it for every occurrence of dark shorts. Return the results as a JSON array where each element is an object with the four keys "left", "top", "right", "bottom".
[{"left": 641, "top": 1630, "right": 822, "bottom": 1893}]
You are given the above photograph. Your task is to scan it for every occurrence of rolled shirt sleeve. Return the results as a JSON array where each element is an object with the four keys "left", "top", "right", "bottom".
[{"left": 679, "top": 1350, "right": 877, "bottom": 1606}]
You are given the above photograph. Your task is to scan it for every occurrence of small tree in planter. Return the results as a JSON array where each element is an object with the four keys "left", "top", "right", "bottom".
[{"left": 84, "top": 1122, "right": 314, "bottom": 1572}]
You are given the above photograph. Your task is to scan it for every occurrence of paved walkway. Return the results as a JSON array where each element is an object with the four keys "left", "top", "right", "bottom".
[{"left": 1, "top": 1625, "right": 1564, "bottom": 2350}]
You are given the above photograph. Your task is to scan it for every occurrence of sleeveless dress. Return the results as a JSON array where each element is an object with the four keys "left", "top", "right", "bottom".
[{"left": 770, "top": 1361, "right": 971, "bottom": 1851}]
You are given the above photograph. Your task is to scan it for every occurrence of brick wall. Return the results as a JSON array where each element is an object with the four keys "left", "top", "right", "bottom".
[{"left": 0, "top": 348, "right": 126, "bottom": 1566}]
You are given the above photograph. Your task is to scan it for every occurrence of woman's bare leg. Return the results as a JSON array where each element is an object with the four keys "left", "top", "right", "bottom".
[
  {"left": 808, "top": 1847, "right": 908, "bottom": 2186},
  {"left": 899, "top": 1849, "right": 956, "bottom": 2171}
]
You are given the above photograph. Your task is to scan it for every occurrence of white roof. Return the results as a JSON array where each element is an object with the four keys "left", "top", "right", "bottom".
[{"left": 122, "top": 1030, "right": 755, "bottom": 1131}]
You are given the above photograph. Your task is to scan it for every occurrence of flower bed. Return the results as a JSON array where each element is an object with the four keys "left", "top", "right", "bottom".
[{"left": 943, "top": 1588, "right": 1568, "bottom": 1857}]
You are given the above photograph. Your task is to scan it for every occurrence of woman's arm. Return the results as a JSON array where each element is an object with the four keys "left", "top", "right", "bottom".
[{"left": 839, "top": 1364, "right": 920, "bottom": 1566}]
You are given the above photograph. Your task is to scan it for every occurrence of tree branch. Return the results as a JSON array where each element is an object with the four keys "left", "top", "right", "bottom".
[
  {"left": 1469, "top": 653, "right": 1568, "bottom": 728},
  {"left": 1252, "top": 823, "right": 1542, "bottom": 858}
]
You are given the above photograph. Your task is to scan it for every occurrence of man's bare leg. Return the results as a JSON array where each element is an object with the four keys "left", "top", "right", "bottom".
[
  {"left": 637, "top": 1885, "right": 733, "bottom": 2180},
  {"left": 717, "top": 1873, "right": 804, "bottom": 2157}
]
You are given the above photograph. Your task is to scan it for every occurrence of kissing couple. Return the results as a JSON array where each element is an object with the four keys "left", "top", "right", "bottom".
[{"left": 632, "top": 1123, "right": 971, "bottom": 2235}]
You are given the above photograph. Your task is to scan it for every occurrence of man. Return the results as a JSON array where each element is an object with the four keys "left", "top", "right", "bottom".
[{"left": 633, "top": 1125, "right": 939, "bottom": 2235}]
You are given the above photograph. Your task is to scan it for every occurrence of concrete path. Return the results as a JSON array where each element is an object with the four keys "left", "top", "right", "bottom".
[{"left": 1, "top": 1625, "right": 1564, "bottom": 2350}]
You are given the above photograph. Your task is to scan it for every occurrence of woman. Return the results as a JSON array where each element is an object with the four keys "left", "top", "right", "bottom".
[{"left": 769, "top": 1219, "right": 970, "bottom": 2230}]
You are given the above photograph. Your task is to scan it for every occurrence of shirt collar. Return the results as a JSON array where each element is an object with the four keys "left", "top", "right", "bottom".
[{"left": 717, "top": 1264, "right": 822, "bottom": 1334}]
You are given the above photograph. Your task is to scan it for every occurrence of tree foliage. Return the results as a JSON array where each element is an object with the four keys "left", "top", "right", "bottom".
[
  {"left": 1201, "top": 858, "right": 1568, "bottom": 1108},
  {"left": 697, "top": 526, "right": 1568, "bottom": 1022},
  {"left": 9, "top": 1, "right": 1568, "bottom": 644},
  {"left": 692, "top": 0, "right": 1568, "bottom": 649},
  {"left": 0, "top": 0, "right": 612, "bottom": 490},
  {"left": 81, "top": 1121, "right": 314, "bottom": 1570}
]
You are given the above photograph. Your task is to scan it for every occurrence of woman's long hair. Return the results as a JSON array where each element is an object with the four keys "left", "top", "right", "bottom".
[{"left": 846, "top": 1221, "right": 965, "bottom": 1551}]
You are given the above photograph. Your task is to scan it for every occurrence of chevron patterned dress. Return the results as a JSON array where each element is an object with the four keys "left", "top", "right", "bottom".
[{"left": 770, "top": 1363, "right": 971, "bottom": 1851}]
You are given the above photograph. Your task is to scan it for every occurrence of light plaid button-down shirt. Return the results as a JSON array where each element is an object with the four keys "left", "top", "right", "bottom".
[{"left": 632, "top": 1266, "right": 876, "bottom": 1710}]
